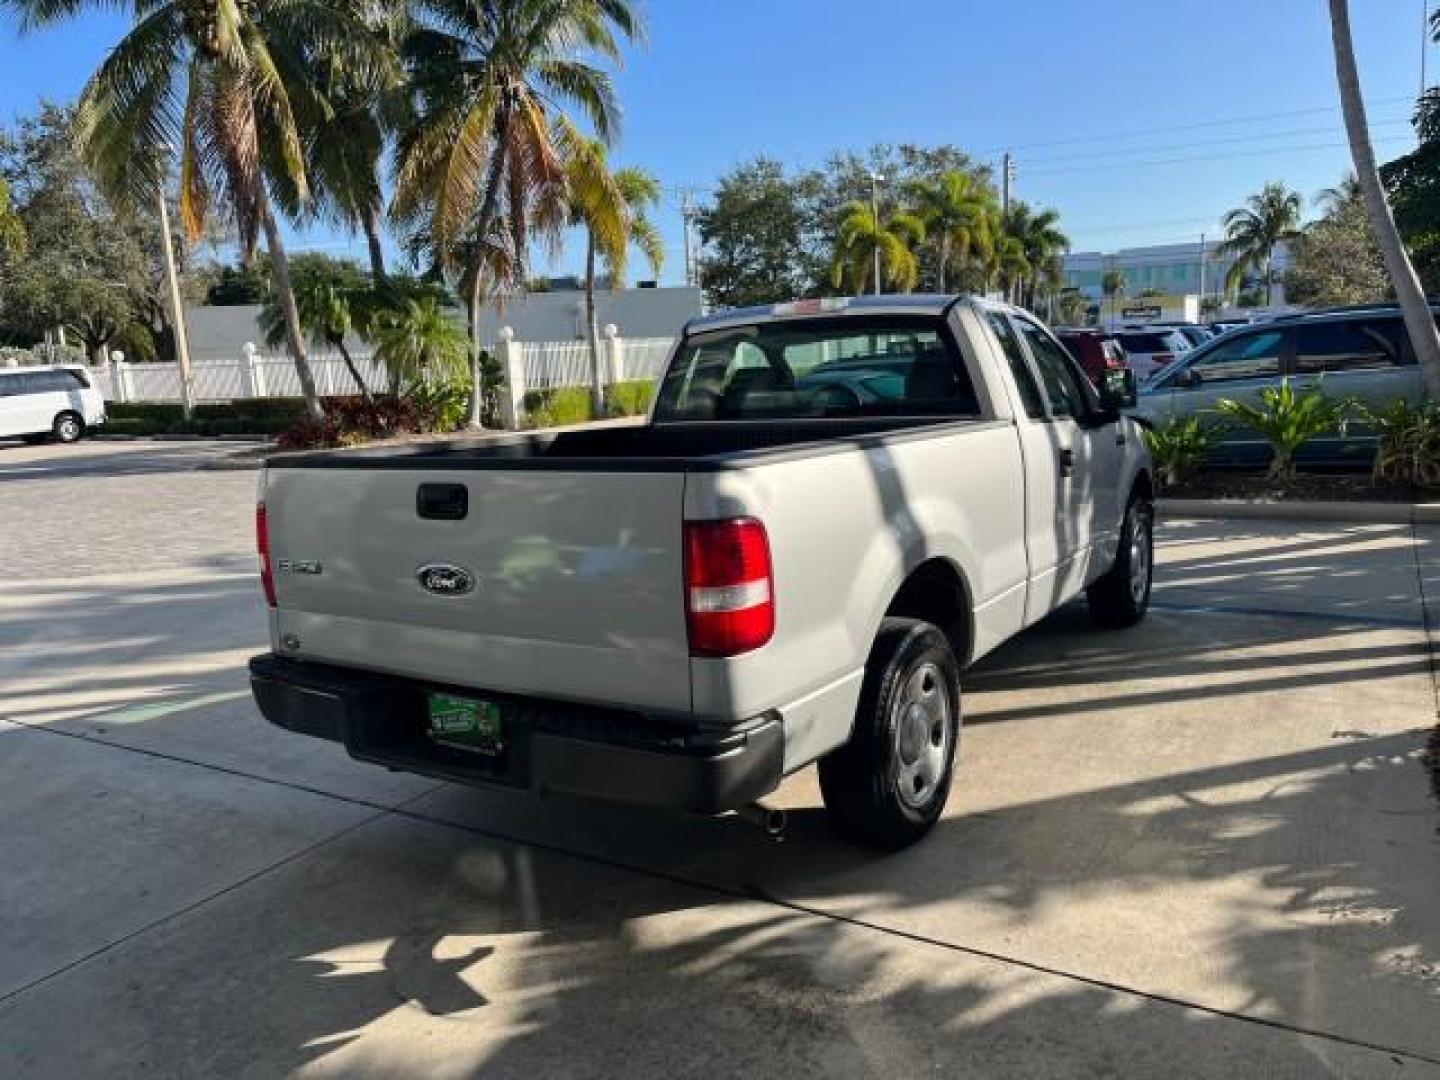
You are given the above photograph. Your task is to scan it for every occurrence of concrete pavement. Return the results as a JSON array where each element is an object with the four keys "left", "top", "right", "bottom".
[{"left": 1, "top": 441, "right": 1437, "bottom": 1077}]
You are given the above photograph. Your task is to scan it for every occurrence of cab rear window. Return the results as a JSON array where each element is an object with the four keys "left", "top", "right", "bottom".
[{"left": 653, "top": 316, "right": 980, "bottom": 421}]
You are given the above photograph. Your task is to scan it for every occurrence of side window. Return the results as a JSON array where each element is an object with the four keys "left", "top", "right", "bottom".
[
  {"left": 1294, "top": 320, "right": 1402, "bottom": 375},
  {"left": 32, "top": 371, "right": 68, "bottom": 392},
  {"left": 1014, "top": 316, "right": 1094, "bottom": 419},
  {"left": 0, "top": 374, "right": 18, "bottom": 397},
  {"left": 985, "top": 312, "right": 1044, "bottom": 419},
  {"left": 1188, "top": 330, "right": 1285, "bottom": 386}
]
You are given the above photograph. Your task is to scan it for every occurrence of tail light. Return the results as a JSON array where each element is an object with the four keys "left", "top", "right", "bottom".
[
  {"left": 256, "top": 502, "right": 277, "bottom": 608},
  {"left": 684, "top": 518, "right": 774, "bottom": 657}
]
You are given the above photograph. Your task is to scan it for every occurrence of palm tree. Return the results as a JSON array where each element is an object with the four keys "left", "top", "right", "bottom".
[
  {"left": 905, "top": 171, "right": 995, "bottom": 293},
  {"left": 275, "top": 51, "right": 400, "bottom": 286},
  {"left": 1328, "top": 0, "right": 1440, "bottom": 397},
  {"left": 258, "top": 276, "right": 372, "bottom": 402},
  {"left": 831, "top": 203, "right": 926, "bottom": 294},
  {"left": 983, "top": 234, "right": 1031, "bottom": 301},
  {"left": 1102, "top": 267, "right": 1127, "bottom": 329},
  {"left": 5, "top": 0, "right": 384, "bottom": 422},
  {"left": 565, "top": 141, "right": 664, "bottom": 413},
  {"left": 1215, "top": 182, "right": 1303, "bottom": 306},
  {"left": 392, "top": 0, "right": 642, "bottom": 426},
  {"left": 371, "top": 296, "right": 469, "bottom": 390},
  {"left": 1003, "top": 203, "right": 1069, "bottom": 312},
  {"left": 1316, "top": 172, "right": 1363, "bottom": 215}
]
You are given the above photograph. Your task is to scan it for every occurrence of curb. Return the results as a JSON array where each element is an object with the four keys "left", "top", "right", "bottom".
[
  {"left": 91, "top": 434, "right": 271, "bottom": 444},
  {"left": 1159, "top": 498, "right": 1440, "bottom": 526}
]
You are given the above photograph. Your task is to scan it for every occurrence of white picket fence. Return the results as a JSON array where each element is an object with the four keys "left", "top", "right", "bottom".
[
  {"left": 519, "top": 336, "right": 673, "bottom": 391},
  {"left": 91, "top": 332, "right": 677, "bottom": 427},
  {"left": 94, "top": 352, "right": 389, "bottom": 403}
]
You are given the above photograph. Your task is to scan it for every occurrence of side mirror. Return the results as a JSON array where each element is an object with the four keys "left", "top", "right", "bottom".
[{"left": 1099, "top": 368, "right": 1138, "bottom": 411}]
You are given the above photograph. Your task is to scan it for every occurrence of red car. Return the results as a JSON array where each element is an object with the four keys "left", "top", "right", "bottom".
[{"left": 1056, "top": 330, "right": 1131, "bottom": 386}]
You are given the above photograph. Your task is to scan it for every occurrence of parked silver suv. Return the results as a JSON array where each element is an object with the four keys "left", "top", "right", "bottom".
[{"left": 1135, "top": 305, "right": 1428, "bottom": 466}]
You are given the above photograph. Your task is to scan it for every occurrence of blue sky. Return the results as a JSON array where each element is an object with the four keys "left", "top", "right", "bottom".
[{"left": 0, "top": 0, "right": 1431, "bottom": 284}]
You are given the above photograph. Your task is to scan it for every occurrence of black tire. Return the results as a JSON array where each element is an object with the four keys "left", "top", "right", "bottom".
[
  {"left": 819, "top": 618, "right": 962, "bottom": 849},
  {"left": 52, "top": 411, "right": 84, "bottom": 444},
  {"left": 1087, "top": 493, "right": 1154, "bottom": 628}
]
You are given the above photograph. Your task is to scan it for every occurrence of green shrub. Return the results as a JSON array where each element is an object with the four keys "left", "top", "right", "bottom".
[
  {"left": 107, "top": 402, "right": 186, "bottom": 425},
  {"left": 101, "top": 417, "right": 148, "bottom": 436},
  {"left": 106, "top": 399, "right": 304, "bottom": 436},
  {"left": 1214, "top": 379, "right": 1345, "bottom": 482},
  {"left": 524, "top": 386, "right": 594, "bottom": 429},
  {"left": 406, "top": 380, "right": 471, "bottom": 433},
  {"left": 606, "top": 379, "right": 655, "bottom": 418},
  {"left": 193, "top": 399, "right": 307, "bottom": 422},
  {"left": 1141, "top": 417, "right": 1219, "bottom": 489},
  {"left": 1351, "top": 398, "right": 1440, "bottom": 488}
]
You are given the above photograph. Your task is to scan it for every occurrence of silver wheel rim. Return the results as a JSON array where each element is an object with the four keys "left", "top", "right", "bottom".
[
  {"left": 58, "top": 418, "right": 79, "bottom": 440},
  {"left": 893, "top": 661, "right": 952, "bottom": 810},
  {"left": 1129, "top": 510, "right": 1152, "bottom": 605}
]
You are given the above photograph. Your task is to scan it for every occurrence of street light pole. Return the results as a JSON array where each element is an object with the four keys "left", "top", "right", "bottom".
[
  {"left": 869, "top": 171, "right": 884, "bottom": 295},
  {"left": 155, "top": 159, "right": 195, "bottom": 419}
]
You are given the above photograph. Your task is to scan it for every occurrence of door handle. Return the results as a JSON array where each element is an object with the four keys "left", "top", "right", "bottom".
[{"left": 1058, "top": 448, "right": 1075, "bottom": 477}]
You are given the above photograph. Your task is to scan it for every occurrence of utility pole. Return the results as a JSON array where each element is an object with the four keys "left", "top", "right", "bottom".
[
  {"left": 869, "top": 171, "right": 884, "bottom": 295},
  {"left": 680, "top": 189, "right": 696, "bottom": 289},
  {"left": 1425, "top": 0, "right": 1431, "bottom": 97},
  {"left": 1001, "top": 152, "right": 1015, "bottom": 215},
  {"left": 155, "top": 164, "right": 195, "bottom": 419}
]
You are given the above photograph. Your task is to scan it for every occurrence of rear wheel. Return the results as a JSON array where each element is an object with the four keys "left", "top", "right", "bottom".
[
  {"left": 1087, "top": 493, "right": 1153, "bottom": 628},
  {"left": 52, "top": 412, "right": 84, "bottom": 444},
  {"left": 819, "top": 618, "right": 961, "bottom": 849}
]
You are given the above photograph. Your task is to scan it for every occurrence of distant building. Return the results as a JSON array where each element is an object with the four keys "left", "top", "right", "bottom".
[{"left": 1061, "top": 240, "right": 1293, "bottom": 307}]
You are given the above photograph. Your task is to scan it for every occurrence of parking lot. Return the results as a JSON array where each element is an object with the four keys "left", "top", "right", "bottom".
[{"left": 2, "top": 439, "right": 1438, "bottom": 1078}]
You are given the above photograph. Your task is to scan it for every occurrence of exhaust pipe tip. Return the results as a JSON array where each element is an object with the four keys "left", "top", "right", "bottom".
[{"left": 737, "top": 802, "right": 787, "bottom": 840}]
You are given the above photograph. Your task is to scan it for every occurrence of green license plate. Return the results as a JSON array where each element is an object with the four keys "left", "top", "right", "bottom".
[{"left": 427, "top": 693, "right": 504, "bottom": 756}]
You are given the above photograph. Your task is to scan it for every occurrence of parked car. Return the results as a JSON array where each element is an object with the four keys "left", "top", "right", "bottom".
[
  {"left": 248, "top": 295, "right": 1154, "bottom": 849},
  {"left": 1134, "top": 305, "right": 1427, "bottom": 466},
  {"left": 1150, "top": 323, "right": 1213, "bottom": 349},
  {"left": 1114, "top": 328, "right": 1193, "bottom": 382},
  {"left": 1056, "top": 329, "right": 1130, "bottom": 386},
  {"left": 0, "top": 365, "right": 106, "bottom": 444}
]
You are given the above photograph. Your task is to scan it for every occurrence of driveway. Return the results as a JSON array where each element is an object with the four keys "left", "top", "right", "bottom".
[{"left": 1, "top": 442, "right": 1437, "bottom": 1078}]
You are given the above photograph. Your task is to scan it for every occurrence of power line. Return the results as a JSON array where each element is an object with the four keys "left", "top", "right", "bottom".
[
  {"left": 1023, "top": 134, "right": 1414, "bottom": 178},
  {"left": 1019, "top": 115, "right": 1412, "bottom": 166},
  {"left": 970, "top": 96, "right": 1415, "bottom": 157}
]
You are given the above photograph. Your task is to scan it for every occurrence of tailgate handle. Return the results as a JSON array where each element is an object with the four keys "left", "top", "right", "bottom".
[{"left": 416, "top": 483, "right": 468, "bottom": 521}]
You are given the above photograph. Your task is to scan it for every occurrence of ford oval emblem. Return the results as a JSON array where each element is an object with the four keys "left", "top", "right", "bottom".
[{"left": 417, "top": 563, "right": 476, "bottom": 596}]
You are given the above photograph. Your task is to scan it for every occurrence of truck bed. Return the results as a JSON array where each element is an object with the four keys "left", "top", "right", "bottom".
[{"left": 267, "top": 416, "right": 980, "bottom": 472}]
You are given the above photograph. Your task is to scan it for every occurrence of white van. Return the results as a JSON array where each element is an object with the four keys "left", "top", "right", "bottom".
[{"left": 0, "top": 366, "right": 106, "bottom": 443}]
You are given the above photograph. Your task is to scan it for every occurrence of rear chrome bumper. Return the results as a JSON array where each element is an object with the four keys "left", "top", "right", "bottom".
[{"left": 248, "top": 653, "right": 783, "bottom": 815}]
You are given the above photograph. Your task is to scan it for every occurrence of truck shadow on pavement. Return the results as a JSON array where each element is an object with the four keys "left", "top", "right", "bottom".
[{"left": 5, "top": 519, "right": 1439, "bottom": 1076}]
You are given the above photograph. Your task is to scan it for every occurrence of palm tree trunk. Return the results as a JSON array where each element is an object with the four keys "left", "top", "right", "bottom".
[
  {"left": 937, "top": 235, "right": 949, "bottom": 293},
  {"left": 585, "top": 232, "right": 605, "bottom": 418},
  {"left": 335, "top": 337, "right": 373, "bottom": 404},
  {"left": 362, "top": 205, "right": 387, "bottom": 285},
  {"left": 466, "top": 144, "right": 510, "bottom": 430},
  {"left": 260, "top": 203, "right": 324, "bottom": 421},
  {"left": 1330, "top": 0, "right": 1440, "bottom": 398}
]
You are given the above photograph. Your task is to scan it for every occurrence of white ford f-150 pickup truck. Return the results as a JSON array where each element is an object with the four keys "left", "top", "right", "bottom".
[{"left": 250, "top": 295, "right": 1153, "bottom": 847}]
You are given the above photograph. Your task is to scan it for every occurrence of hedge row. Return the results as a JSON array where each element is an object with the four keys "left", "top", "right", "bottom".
[{"left": 104, "top": 399, "right": 308, "bottom": 436}]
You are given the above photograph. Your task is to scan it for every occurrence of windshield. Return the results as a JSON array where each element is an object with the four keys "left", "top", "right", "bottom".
[{"left": 652, "top": 316, "right": 981, "bottom": 422}]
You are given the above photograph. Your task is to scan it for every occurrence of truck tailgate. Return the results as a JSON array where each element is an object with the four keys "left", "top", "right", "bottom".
[{"left": 261, "top": 465, "right": 691, "bottom": 714}]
